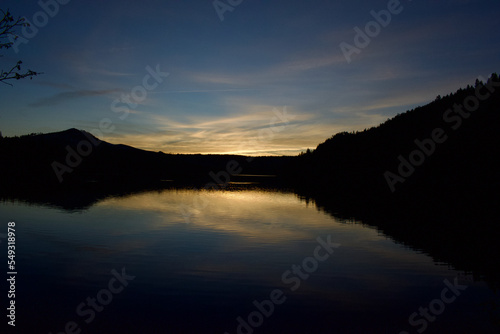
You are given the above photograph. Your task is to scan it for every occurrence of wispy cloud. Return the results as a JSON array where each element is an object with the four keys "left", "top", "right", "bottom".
[
  {"left": 29, "top": 89, "right": 119, "bottom": 108},
  {"left": 96, "top": 104, "right": 351, "bottom": 155},
  {"left": 160, "top": 88, "right": 257, "bottom": 94},
  {"left": 184, "top": 51, "right": 346, "bottom": 90},
  {"left": 35, "top": 81, "right": 77, "bottom": 90}
]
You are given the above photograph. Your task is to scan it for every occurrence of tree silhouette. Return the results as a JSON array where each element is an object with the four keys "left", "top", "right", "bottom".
[{"left": 0, "top": 9, "right": 41, "bottom": 86}]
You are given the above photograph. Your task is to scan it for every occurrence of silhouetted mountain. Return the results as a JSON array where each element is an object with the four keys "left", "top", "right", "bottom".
[{"left": 0, "top": 128, "right": 290, "bottom": 192}]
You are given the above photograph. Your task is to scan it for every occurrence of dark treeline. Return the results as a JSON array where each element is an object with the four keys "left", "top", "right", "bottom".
[
  {"left": 289, "top": 73, "right": 500, "bottom": 212},
  {"left": 286, "top": 73, "right": 500, "bottom": 286}
]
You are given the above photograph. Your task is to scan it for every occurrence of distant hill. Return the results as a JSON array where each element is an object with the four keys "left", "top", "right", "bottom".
[{"left": 0, "top": 128, "right": 290, "bottom": 190}]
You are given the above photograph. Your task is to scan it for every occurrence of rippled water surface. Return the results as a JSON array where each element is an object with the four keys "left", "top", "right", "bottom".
[{"left": 1, "top": 189, "right": 498, "bottom": 333}]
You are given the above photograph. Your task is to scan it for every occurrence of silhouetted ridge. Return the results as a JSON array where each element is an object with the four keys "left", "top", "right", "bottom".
[
  {"left": 290, "top": 73, "right": 500, "bottom": 203},
  {"left": 0, "top": 128, "right": 289, "bottom": 189},
  {"left": 287, "top": 73, "right": 500, "bottom": 284}
]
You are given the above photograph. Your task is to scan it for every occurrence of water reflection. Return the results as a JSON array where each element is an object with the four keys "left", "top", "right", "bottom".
[
  {"left": 0, "top": 188, "right": 499, "bottom": 333},
  {"left": 97, "top": 189, "right": 336, "bottom": 241}
]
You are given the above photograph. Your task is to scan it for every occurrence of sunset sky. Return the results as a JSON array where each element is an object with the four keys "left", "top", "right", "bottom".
[{"left": 1, "top": 0, "right": 499, "bottom": 155}]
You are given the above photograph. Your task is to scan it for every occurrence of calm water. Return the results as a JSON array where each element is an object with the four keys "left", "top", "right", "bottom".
[{"left": 1, "top": 188, "right": 498, "bottom": 333}]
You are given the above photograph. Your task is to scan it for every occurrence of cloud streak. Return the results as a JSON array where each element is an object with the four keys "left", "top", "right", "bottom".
[
  {"left": 29, "top": 89, "right": 120, "bottom": 108},
  {"left": 96, "top": 104, "right": 365, "bottom": 156}
]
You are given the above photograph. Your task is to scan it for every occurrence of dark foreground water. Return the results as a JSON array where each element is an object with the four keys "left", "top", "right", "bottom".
[{"left": 1, "top": 188, "right": 499, "bottom": 333}]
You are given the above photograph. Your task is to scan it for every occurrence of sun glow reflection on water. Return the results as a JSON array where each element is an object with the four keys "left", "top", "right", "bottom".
[
  {"left": 96, "top": 189, "right": 336, "bottom": 243},
  {"left": 0, "top": 189, "right": 497, "bottom": 333}
]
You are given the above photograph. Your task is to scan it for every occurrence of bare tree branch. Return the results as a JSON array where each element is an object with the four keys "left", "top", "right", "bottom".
[{"left": 0, "top": 8, "right": 42, "bottom": 86}]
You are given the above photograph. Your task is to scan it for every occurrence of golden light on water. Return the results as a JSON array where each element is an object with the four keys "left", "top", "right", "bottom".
[{"left": 97, "top": 189, "right": 340, "bottom": 242}]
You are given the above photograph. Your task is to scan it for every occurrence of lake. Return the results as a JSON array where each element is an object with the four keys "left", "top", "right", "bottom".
[{"left": 1, "top": 188, "right": 499, "bottom": 333}]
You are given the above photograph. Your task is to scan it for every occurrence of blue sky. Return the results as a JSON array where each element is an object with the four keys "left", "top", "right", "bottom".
[{"left": 1, "top": 0, "right": 499, "bottom": 155}]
